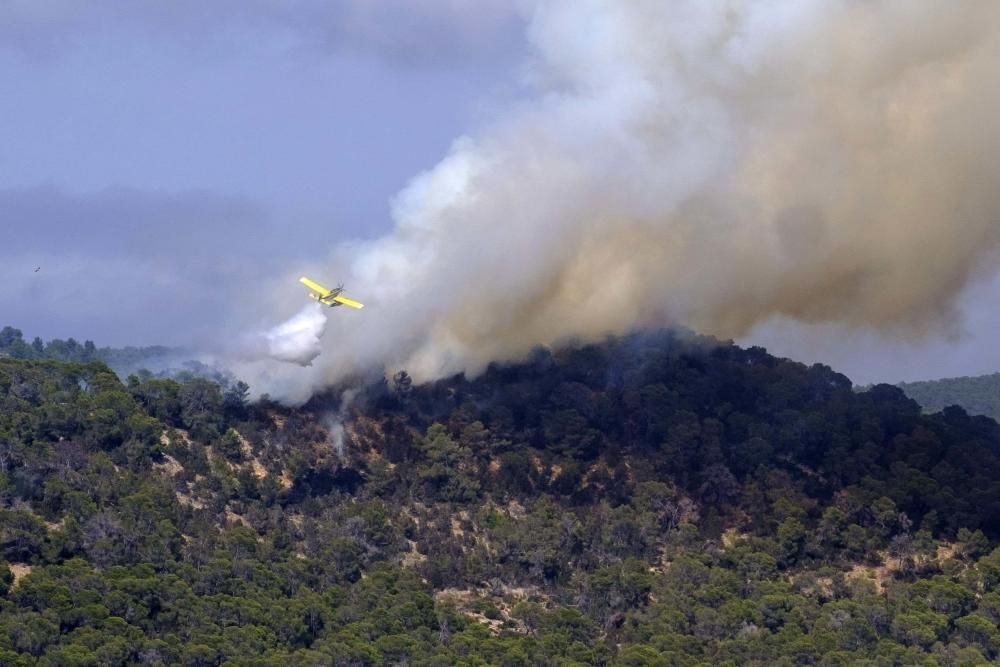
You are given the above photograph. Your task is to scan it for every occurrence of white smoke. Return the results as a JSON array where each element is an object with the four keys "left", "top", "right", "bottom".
[
  {"left": 249, "top": 0, "right": 1000, "bottom": 401},
  {"left": 262, "top": 303, "right": 327, "bottom": 366},
  {"left": 324, "top": 388, "right": 359, "bottom": 460}
]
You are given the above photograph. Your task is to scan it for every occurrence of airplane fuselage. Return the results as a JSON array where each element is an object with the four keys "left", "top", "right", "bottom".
[
  {"left": 309, "top": 292, "right": 345, "bottom": 307},
  {"left": 299, "top": 276, "right": 364, "bottom": 309}
]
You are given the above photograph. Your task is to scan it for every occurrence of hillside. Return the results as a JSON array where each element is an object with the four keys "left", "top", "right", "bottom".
[
  {"left": 899, "top": 373, "right": 1000, "bottom": 422},
  {"left": 2, "top": 331, "right": 1000, "bottom": 665}
]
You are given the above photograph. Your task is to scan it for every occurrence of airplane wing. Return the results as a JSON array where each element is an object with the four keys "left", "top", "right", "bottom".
[
  {"left": 332, "top": 294, "right": 364, "bottom": 309},
  {"left": 299, "top": 276, "right": 332, "bottom": 296}
]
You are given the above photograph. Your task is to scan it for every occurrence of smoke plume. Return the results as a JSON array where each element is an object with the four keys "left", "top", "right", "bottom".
[
  {"left": 324, "top": 388, "right": 360, "bottom": 460},
  {"left": 252, "top": 1, "right": 1000, "bottom": 402}
]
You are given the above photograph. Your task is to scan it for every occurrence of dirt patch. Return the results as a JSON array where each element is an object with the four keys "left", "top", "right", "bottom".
[
  {"left": 847, "top": 556, "right": 894, "bottom": 595},
  {"left": 434, "top": 589, "right": 504, "bottom": 633},
  {"left": 400, "top": 506, "right": 423, "bottom": 529},
  {"left": 249, "top": 458, "right": 268, "bottom": 479},
  {"left": 434, "top": 586, "right": 534, "bottom": 636},
  {"left": 531, "top": 454, "right": 546, "bottom": 476},
  {"left": 721, "top": 528, "right": 749, "bottom": 549},
  {"left": 449, "top": 511, "right": 471, "bottom": 539},
  {"left": 401, "top": 540, "right": 427, "bottom": 568},
  {"left": 9, "top": 563, "right": 32, "bottom": 588},
  {"left": 582, "top": 459, "right": 613, "bottom": 487},
  {"left": 649, "top": 546, "right": 675, "bottom": 575},
  {"left": 937, "top": 542, "right": 959, "bottom": 562},
  {"left": 234, "top": 431, "right": 252, "bottom": 457},
  {"left": 488, "top": 458, "right": 501, "bottom": 475},
  {"left": 498, "top": 585, "right": 541, "bottom": 601},
  {"left": 231, "top": 430, "right": 272, "bottom": 481},
  {"left": 154, "top": 454, "right": 183, "bottom": 477},
  {"left": 363, "top": 447, "right": 394, "bottom": 471},
  {"left": 506, "top": 500, "right": 526, "bottom": 520},
  {"left": 465, "top": 612, "right": 506, "bottom": 635},
  {"left": 161, "top": 429, "right": 193, "bottom": 448},
  {"left": 793, "top": 574, "right": 835, "bottom": 599},
  {"left": 44, "top": 517, "right": 66, "bottom": 532},
  {"left": 847, "top": 544, "right": 959, "bottom": 595},
  {"left": 549, "top": 464, "right": 563, "bottom": 483},
  {"left": 435, "top": 588, "right": 478, "bottom": 605},
  {"left": 225, "top": 507, "right": 250, "bottom": 527},
  {"left": 352, "top": 416, "right": 385, "bottom": 443},
  {"left": 175, "top": 490, "right": 205, "bottom": 510}
]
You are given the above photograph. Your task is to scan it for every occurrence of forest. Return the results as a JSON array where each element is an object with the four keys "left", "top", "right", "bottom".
[
  {"left": 2, "top": 328, "right": 1000, "bottom": 665},
  {"left": 898, "top": 374, "right": 1000, "bottom": 422}
]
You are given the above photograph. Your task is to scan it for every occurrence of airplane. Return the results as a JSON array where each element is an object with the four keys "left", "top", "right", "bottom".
[{"left": 299, "top": 276, "right": 364, "bottom": 309}]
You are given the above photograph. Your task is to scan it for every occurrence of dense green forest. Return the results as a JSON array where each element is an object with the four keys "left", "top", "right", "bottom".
[
  {"left": 2, "top": 329, "right": 1000, "bottom": 665},
  {"left": 898, "top": 374, "right": 1000, "bottom": 422}
]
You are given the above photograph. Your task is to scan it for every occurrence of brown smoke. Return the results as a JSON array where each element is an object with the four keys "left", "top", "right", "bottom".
[{"left": 247, "top": 1, "right": 1000, "bottom": 402}]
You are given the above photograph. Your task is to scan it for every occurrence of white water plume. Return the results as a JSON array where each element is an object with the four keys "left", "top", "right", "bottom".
[{"left": 262, "top": 303, "right": 327, "bottom": 366}]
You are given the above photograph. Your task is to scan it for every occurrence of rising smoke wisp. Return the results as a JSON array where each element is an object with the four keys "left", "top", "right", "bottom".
[
  {"left": 323, "top": 388, "right": 360, "bottom": 460},
  {"left": 254, "top": 1, "right": 1000, "bottom": 402}
]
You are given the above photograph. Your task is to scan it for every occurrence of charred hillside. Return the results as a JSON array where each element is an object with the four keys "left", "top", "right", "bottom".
[
  {"left": 2, "top": 331, "right": 1000, "bottom": 665},
  {"left": 312, "top": 330, "right": 1000, "bottom": 540}
]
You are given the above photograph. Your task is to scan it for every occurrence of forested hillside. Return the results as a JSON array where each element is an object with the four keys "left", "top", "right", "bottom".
[
  {"left": 2, "top": 331, "right": 1000, "bottom": 665},
  {"left": 899, "top": 373, "right": 1000, "bottom": 422}
]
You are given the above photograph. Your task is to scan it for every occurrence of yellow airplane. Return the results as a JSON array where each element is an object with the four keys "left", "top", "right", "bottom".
[{"left": 299, "top": 276, "right": 364, "bottom": 309}]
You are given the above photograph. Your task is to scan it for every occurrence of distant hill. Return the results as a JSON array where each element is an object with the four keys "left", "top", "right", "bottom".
[
  {"left": 898, "top": 373, "right": 1000, "bottom": 421},
  {"left": 0, "top": 324, "right": 228, "bottom": 383}
]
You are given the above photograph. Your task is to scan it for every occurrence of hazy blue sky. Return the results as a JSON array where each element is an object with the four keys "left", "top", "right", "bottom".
[
  {"left": 1, "top": 1, "right": 526, "bottom": 344},
  {"left": 2, "top": 2, "right": 997, "bottom": 385}
]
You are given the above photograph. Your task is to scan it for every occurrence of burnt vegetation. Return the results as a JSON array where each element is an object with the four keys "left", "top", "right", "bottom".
[{"left": 2, "top": 329, "right": 1000, "bottom": 665}]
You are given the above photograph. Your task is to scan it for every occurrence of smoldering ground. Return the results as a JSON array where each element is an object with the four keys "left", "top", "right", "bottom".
[{"left": 247, "top": 1, "right": 1000, "bottom": 403}]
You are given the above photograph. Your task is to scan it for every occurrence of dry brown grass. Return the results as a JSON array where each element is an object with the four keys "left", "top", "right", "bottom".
[{"left": 9, "top": 563, "right": 32, "bottom": 588}]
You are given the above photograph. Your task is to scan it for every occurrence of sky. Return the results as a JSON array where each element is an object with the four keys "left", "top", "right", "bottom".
[
  {"left": 0, "top": 1, "right": 527, "bottom": 344},
  {"left": 2, "top": 1, "right": 998, "bottom": 387}
]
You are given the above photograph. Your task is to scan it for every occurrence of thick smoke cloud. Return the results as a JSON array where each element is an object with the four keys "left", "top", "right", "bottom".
[{"left": 248, "top": 0, "right": 1000, "bottom": 402}]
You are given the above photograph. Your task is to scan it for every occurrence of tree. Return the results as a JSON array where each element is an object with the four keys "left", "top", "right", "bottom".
[
  {"left": 217, "top": 429, "right": 244, "bottom": 463},
  {"left": 224, "top": 381, "right": 251, "bottom": 422},
  {"left": 179, "top": 378, "right": 224, "bottom": 440},
  {"left": 416, "top": 424, "right": 480, "bottom": 503},
  {"left": 0, "top": 560, "right": 12, "bottom": 596},
  {"left": 0, "top": 327, "right": 24, "bottom": 351},
  {"left": 393, "top": 370, "right": 413, "bottom": 403}
]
